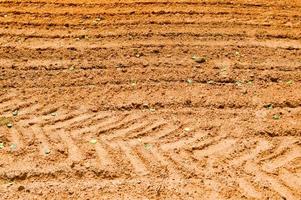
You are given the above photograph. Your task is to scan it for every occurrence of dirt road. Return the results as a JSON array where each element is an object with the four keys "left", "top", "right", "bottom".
[{"left": 0, "top": 0, "right": 301, "bottom": 199}]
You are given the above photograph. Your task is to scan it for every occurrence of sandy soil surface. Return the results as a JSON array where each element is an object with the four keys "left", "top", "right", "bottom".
[{"left": 0, "top": 0, "right": 301, "bottom": 199}]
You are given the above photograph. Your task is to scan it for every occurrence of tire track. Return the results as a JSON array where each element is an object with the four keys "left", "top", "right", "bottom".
[
  {"left": 245, "top": 162, "right": 299, "bottom": 200},
  {"left": 30, "top": 125, "right": 51, "bottom": 156},
  {"left": 1, "top": 107, "right": 301, "bottom": 198},
  {"left": 57, "top": 129, "right": 82, "bottom": 162}
]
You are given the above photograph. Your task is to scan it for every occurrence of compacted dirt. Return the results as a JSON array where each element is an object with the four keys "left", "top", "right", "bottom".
[{"left": 0, "top": 0, "right": 301, "bottom": 199}]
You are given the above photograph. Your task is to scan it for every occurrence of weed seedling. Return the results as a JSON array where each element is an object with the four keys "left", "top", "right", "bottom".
[
  {"left": 286, "top": 80, "right": 294, "bottom": 85},
  {"left": 144, "top": 143, "right": 152, "bottom": 150},
  {"left": 90, "top": 139, "right": 97, "bottom": 144},
  {"left": 187, "top": 79, "right": 193, "bottom": 84},
  {"left": 273, "top": 114, "right": 281, "bottom": 120}
]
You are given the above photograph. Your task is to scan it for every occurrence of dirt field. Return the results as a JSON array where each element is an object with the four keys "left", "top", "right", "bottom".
[{"left": 0, "top": 0, "right": 301, "bottom": 199}]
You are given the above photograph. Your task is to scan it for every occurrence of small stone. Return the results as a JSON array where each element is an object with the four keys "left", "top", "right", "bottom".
[
  {"left": 0, "top": 143, "right": 4, "bottom": 149},
  {"left": 149, "top": 108, "right": 156, "bottom": 112},
  {"left": 12, "top": 110, "right": 18, "bottom": 116},
  {"left": 44, "top": 148, "right": 50, "bottom": 155},
  {"left": 7, "top": 123, "right": 13, "bottom": 128},
  {"left": 187, "top": 79, "right": 193, "bottom": 84},
  {"left": 10, "top": 144, "right": 17, "bottom": 150},
  {"left": 51, "top": 112, "right": 56, "bottom": 116},
  {"left": 192, "top": 55, "right": 206, "bottom": 63},
  {"left": 184, "top": 127, "right": 191, "bottom": 132},
  {"left": 95, "top": 18, "right": 102, "bottom": 22}
]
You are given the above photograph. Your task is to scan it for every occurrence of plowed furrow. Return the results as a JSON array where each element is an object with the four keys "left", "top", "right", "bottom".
[
  {"left": 2, "top": 18, "right": 300, "bottom": 30},
  {"left": 0, "top": 3, "right": 300, "bottom": 19},
  {"left": 1, "top": 29, "right": 301, "bottom": 41},
  {"left": 1, "top": 37, "right": 300, "bottom": 50},
  {"left": 1, "top": 0, "right": 299, "bottom": 9},
  {"left": 1, "top": 45, "right": 299, "bottom": 62}
]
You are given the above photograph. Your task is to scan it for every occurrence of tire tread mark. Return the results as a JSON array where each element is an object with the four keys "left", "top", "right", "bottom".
[
  {"left": 127, "top": 119, "right": 167, "bottom": 139},
  {"left": 262, "top": 146, "right": 301, "bottom": 173},
  {"left": 31, "top": 125, "right": 50, "bottom": 156},
  {"left": 48, "top": 112, "right": 96, "bottom": 130},
  {"left": 160, "top": 130, "right": 208, "bottom": 151},
  {"left": 71, "top": 114, "right": 122, "bottom": 135},
  {"left": 245, "top": 162, "right": 299, "bottom": 200},
  {"left": 105, "top": 119, "right": 150, "bottom": 141},
  {"left": 94, "top": 141, "right": 115, "bottom": 169},
  {"left": 279, "top": 169, "right": 301, "bottom": 193},
  {"left": 230, "top": 140, "right": 272, "bottom": 166},
  {"left": 193, "top": 138, "right": 237, "bottom": 159},
  {"left": 7, "top": 126, "right": 23, "bottom": 150},
  {"left": 148, "top": 146, "right": 182, "bottom": 179},
  {"left": 237, "top": 178, "right": 262, "bottom": 199},
  {"left": 118, "top": 142, "right": 148, "bottom": 176},
  {"left": 58, "top": 130, "right": 82, "bottom": 162}
]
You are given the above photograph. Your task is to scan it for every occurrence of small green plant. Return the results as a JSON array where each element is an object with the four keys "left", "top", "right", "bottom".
[
  {"left": 90, "top": 139, "right": 97, "bottom": 144},
  {"left": 235, "top": 81, "right": 243, "bottom": 87},
  {"left": 187, "top": 79, "right": 193, "bottom": 84},
  {"left": 130, "top": 80, "right": 137, "bottom": 87},
  {"left": 286, "top": 80, "right": 294, "bottom": 85},
  {"left": 144, "top": 143, "right": 152, "bottom": 150},
  {"left": 273, "top": 114, "right": 281, "bottom": 120}
]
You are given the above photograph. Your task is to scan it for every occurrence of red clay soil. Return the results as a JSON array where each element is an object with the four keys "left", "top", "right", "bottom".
[{"left": 0, "top": 0, "right": 301, "bottom": 199}]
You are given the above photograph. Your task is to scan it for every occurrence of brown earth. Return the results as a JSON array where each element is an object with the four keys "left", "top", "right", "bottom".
[{"left": 0, "top": 0, "right": 301, "bottom": 199}]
